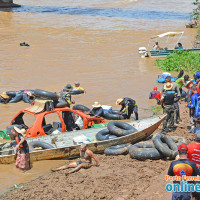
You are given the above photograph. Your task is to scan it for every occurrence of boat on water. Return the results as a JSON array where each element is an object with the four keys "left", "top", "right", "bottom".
[
  {"left": 156, "top": 72, "right": 177, "bottom": 83},
  {"left": 0, "top": 115, "right": 165, "bottom": 164},
  {"left": 138, "top": 31, "right": 200, "bottom": 58}
]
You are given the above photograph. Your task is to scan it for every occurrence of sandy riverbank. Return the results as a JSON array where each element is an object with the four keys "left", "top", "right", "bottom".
[{"left": 0, "top": 102, "right": 195, "bottom": 200}]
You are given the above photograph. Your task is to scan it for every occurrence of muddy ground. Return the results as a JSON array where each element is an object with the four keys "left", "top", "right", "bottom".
[{"left": 1, "top": 102, "right": 195, "bottom": 200}]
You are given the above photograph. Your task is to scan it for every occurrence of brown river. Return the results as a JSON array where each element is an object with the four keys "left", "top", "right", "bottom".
[{"left": 0, "top": 0, "right": 197, "bottom": 194}]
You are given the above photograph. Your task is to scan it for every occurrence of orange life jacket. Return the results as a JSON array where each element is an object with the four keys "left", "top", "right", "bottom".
[{"left": 15, "top": 134, "right": 23, "bottom": 148}]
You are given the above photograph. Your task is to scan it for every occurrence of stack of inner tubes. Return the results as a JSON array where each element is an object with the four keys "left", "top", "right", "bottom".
[
  {"left": 112, "top": 132, "right": 188, "bottom": 160},
  {"left": 95, "top": 121, "right": 137, "bottom": 155},
  {"left": 69, "top": 90, "right": 84, "bottom": 95}
]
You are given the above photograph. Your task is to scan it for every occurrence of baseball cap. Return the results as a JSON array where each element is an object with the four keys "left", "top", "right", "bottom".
[
  {"left": 153, "top": 86, "right": 157, "bottom": 90},
  {"left": 178, "top": 144, "right": 188, "bottom": 151}
]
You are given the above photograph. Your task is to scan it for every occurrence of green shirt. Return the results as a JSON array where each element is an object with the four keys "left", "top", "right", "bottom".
[{"left": 175, "top": 77, "right": 184, "bottom": 89}]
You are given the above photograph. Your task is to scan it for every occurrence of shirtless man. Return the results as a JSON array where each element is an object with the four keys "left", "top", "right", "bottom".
[{"left": 52, "top": 143, "right": 100, "bottom": 175}]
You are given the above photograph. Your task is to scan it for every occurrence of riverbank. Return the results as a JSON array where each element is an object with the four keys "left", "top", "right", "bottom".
[{"left": 0, "top": 102, "right": 194, "bottom": 200}]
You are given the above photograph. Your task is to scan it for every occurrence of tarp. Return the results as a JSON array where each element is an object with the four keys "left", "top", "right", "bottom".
[{"left": 151, "top": 31, "right": 184, "bottom": 39}]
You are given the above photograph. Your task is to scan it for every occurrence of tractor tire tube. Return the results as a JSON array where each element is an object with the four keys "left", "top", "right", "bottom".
[
  {"left": 34, "top": 89, "right": 59, "bottom": 100},
  {"left": 69, "top": 90, "right": 84, "bottom": 95},
  {"left": 107, "top": 121, "right": 137, "bottom": 137},
  {"left": 129, "top": 145, "right": 163, "bottom": 160},
  {"left": 104, "top": 144, "right": 130, "bottom": 156},
  {"left": 6, "top": 91, "right": 17, "bottom": 98},
  {"left": 170, "top": 136, "right": 188, "bottom": 147},
  {"left": 96, "top": 129, "right": 118, "bottom": 141},
  {"left": 103, "top": 110, "right": 124, "bottom": 120},
  {"left": 152, "top": 133, "right": 178, "bottom": 159},
  {"left": 54, "top": 99, "right": 68, "bottom": 108},
  {"left": 9, "top": 92, "right": 23, "bottom": 103},
  {"left": 29, "top": 141, "right": 54, "bottom": 152},
  {"left": 72, "top": 104, "right": 90, "bottom": 112},
  {"left": 22, "top": 93, "right": 32, "bottom": 104}
]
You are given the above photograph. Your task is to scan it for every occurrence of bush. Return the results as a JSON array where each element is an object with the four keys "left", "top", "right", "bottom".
[{"left": 155, "top": 50, "right": 200, "bottom": 73}]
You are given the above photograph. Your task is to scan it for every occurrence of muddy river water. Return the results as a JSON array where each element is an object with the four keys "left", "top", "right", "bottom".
[{"left": 0, "top": 0, "right": 197, "bottom": 194}]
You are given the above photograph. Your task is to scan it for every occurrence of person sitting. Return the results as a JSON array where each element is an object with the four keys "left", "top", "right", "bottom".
[
  {"left": 152, "top": 42, "right": 162, "bottom": 50},
  {"left": 90, "top": 102, "right": 104, "bottom": 117},
  {"left": 116, "top": 98, "right": 138, "bottom": 120},
  {"left": 52, "top": 143, "right": 100, "bottom": 175},
  {"left": 0, "top": 92, "right": 12, "bottom": 104},
  {"left": 175, "top": 43, "right": 183, "bottom": 50},
  {"left": 73, "top": 82, "right": 85, "bottom": 92}
]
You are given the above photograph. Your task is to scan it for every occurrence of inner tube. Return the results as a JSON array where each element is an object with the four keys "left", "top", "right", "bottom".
[
  {"left": 107, "top": 121, "right": 137, "bottom": 137},
  {"left": 72, "top": 104, "right": 90, "bottom": 112},
  {"left": 34, "top": 89, "right": 59, "bottom": 100},
  {"left": 103, "top": 110, "right": 124, "bottom": 120},
  {"left": 69, "top": 90, "right": 84, "bottom": 95},
  {"left": 6, "top": 91, "right": 17, "bottom": 98},
  {"left": 22, "top": 93, "right": 32, "bottom": 104},
  {"left": 54, "top": 99, "right": 68, "bottom": 108},
  {"left": 170, "top": 136, "right": 188, "bottom": 147},
  {"left": 9, "top": 92, "right": 23, "bottom": 103},
  {"left": 104, "top": 144, "right": 130, "bottom": 156},
  {"left": 29, "top": 141, "right": 54, "bottom": 152},
  {"left": 96, "top": 129, "right": 118, "bottom": 141},
  {"left": 129, "top": 141, "right": 163, "bottom": 160},
  {"left": 152, "top": 133, "right": 178, "bottom": 159}
]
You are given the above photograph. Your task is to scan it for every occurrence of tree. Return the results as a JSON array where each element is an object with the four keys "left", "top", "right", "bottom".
[{"left": 192, "top": 0, "right": 200, "bottom": 19}]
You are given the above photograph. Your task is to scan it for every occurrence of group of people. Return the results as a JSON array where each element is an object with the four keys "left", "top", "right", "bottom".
[
  {"left": 149, "top": 71, "right": 200, "bottom": 134},
  {"left": 152, "top": 41, "right": 183, "bottom": 51}
]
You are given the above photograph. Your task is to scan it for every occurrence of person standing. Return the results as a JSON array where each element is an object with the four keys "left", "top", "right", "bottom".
[
  {"left": 11, "top": 127, "right": 30, "bottom": 171},
  {"left": 161, "top": 82, "right": 176, "bottom": 133},
  {"left": 149, "top": 86, "right": 160, "bottom": 99},
  {"left": 175, "top": 74, "right": 189, "bottom": 95},
  {"left": 168, "top": 144, "right": 199, "bottom": 200},
  {"left": 187, "top": 131, "right": 200, "bottom": 170},
  {"left": 116, "top": 97, "right": 138, "bottom": 120},
  {"left": 73, "top": 82, "right": 85, "bottom": 92},
  {"left": 60, "top": 84, "right": 75, "bottom": 107},
  {"left": 163, "top": 76, "right": 181, "bottom": 124},
  {"left": 187, "top": 86, "right": 200, "bottom": 133}
]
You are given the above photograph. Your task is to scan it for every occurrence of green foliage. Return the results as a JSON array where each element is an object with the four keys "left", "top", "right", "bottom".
[
  {"left": 155, "top": 50, "right": 200, "bottom": 73},
  {"left": 192, "top": 0, "right": 200, "bottom": 19}
]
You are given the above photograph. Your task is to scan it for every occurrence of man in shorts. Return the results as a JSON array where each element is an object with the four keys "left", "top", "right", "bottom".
[{"left": 52, "top": 143, "right": 100, "bottom": 175}]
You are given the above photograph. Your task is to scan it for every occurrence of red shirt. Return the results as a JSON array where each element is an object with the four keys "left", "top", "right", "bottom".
[
  {"left": 156, "top": 92, "right": 161, "bottom": 101},
  {"left": 187, "top": 143, "right": 200, "bottom": 170},
  {"left": 197, "top": 86, "right": 200, "bottom": 93}
]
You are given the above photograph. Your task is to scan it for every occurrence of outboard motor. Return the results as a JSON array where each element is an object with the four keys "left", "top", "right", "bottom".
[{"left": 138, "top": 47, "right": 148, "bottom": 58}]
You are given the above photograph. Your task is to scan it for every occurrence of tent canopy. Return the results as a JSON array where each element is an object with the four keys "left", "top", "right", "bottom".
[{"left": 151, "top": 31, "right": 184, "bottom": 39}]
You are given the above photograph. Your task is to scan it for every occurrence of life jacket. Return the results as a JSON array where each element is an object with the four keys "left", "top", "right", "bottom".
[
  {"left": 151, "top": 91, "right": 159, "bottom": 99},
  {"left": 163, "top": 91, "right": 175, "bottom": 105},
  {"left": 16, "top": 134, "right": 23, "bottom": 148}
]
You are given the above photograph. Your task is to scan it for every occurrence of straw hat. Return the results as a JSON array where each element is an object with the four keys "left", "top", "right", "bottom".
[
  {"left": 13, "top": 126, "right": 26, "bottom": 135},
  {"left": 185, "top": 80, "right": 194, "bottom": 89},
  {"left": 163, "top": 82, "right": 173, "bottom": 90},
  {"left": 0, "top": 92, "right": 9, "bottom": 99},
  {"left": 116, "top": 98, "right": 123, "bottom": 105},
  {"left": 92, "top": 102, "right": 101, "bottom": 108}
]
